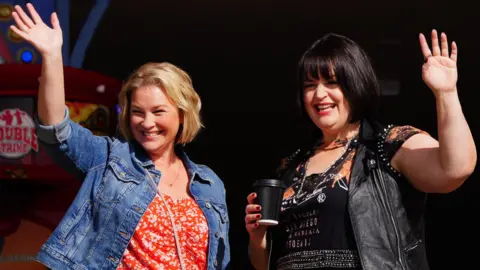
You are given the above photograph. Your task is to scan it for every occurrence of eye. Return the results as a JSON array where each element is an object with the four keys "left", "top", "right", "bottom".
[
  {"left": 326, "top": 80, "right": 338, "bottom": 85},
  {"left": 154, "top": 110, "right": 166, "bottom": 114},
  {"left": 130, "top": 109, "right": 143, "bottom": 114},
  {"left": 303, "top": 82, "right": 317, "bottom": 91}
]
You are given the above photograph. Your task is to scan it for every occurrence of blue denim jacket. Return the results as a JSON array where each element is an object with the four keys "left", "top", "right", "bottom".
[{"left": 34, "top": 108, "right": 230, "bottom": 270}]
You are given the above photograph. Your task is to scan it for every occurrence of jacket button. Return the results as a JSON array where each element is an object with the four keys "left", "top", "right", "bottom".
[
  {"left": 215, "top": 231, "right": 220, "bottom": 238},
  {"left": 213, "top": 259, "right": 218, "bottom": 267},
  {"left": 205, "top": 202, "right": 211, "bottom": 209}
]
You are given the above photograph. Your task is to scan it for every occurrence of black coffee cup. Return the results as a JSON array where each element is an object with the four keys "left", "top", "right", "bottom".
[{"left": 253, "top": 179, "right": 286, "bottom": 226}]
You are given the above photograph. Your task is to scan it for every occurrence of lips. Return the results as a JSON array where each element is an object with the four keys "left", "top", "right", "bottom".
[
  {"left": 141, "top": 131, "right": 164, "bottom": 138},
  {"left": 315, "top": 104, "right": 336, "bottom": 112}
]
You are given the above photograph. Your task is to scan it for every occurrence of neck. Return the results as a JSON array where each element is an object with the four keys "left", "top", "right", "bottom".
[
  {"left": 149, "top": 143, "right": 178, "bottom": 169},
  {"left": 321, "top": 121, "right": 360, "bottom": 146}
]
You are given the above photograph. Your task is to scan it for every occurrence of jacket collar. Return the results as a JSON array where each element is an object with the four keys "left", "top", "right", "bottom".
[
  {"left": 358, "top": 118, "right": 383, "bottom": 151},
  {"left": 129, "top": 141, "right": 213, "bottom": 183}
]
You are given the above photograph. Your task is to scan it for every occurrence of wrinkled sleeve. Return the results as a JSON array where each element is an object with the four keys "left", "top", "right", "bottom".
[
  {"left": 35, "top": 106, "right": 71, "bottom": 144},
  {"left": 35, "top": 106, "right": 111, "bottom": 175}
]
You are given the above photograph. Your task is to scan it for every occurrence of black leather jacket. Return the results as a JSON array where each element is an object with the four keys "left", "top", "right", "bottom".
[{"left": 273, "top": 119, "right": 430, "bottom": 270}]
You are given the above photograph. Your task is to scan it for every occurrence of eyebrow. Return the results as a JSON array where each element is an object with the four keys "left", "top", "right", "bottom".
[
  {"left": 304, "top": 74, "right": 337, "bottom": 82},
  {"left": 130, "top": 104, "right": 169, "bottom": 110}
]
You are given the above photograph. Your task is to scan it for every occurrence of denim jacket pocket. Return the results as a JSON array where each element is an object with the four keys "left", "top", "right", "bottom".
[
  {"left": 211, "top": 202, "right": 229, "bottom": 226},
  {"left": 110, "top": 161, "right": 142, "bottom": 184},
  {"left": 60, "top": 200, "right": 92, "bottom": 246},
  {"left": 97, "top": 161, "right": 143, "bottom": 203}
]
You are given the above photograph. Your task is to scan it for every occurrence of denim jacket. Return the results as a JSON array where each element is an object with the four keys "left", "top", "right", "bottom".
[{"left": 34, "top": 108, "right": 230, "bottom": 270}]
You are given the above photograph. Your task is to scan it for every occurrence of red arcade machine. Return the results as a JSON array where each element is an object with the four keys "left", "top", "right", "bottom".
[{"left": 0, "top": 1, "right": 121, "bottom": 269}]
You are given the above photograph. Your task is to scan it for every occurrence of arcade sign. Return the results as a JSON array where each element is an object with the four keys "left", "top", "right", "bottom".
[{"left": 0, "top": 108, "right": 38, "bottom": 159}]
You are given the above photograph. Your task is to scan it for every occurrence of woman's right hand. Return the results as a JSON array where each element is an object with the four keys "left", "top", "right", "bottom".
[
  {"left": 10, "top": 3, "right": 63, "bottom": 57},
  {"left": 245, "top": 192, "right": 267, "bottom": 246}
]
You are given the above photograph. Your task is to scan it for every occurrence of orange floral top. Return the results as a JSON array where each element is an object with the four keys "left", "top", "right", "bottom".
[{"left": 117, "top": 194, "right": 209, "bottom": 270}]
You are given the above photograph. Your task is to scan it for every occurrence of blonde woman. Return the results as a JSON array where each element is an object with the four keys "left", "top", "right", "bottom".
[{"left": 11, "top": 4, "right": 230, "bottom": 270}]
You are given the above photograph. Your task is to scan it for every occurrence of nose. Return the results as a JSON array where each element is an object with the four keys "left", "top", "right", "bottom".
[
  {"left": 141, "top": 113, "right": 155, "bottom": 129},
  {"left": 314, "top": 84, "right": 327, "bottom": 99}
]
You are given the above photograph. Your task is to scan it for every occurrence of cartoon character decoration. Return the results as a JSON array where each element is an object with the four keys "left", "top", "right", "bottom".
[{"left": 66, "top": 101, "right": 110, "bottom": 136}]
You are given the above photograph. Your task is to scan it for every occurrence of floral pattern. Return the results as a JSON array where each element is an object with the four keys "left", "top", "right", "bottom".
[{"left": 117, "top": 194, "right": 209, "bottom": 270}]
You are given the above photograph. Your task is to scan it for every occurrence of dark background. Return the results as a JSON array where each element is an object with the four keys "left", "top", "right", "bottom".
[{"left": 72, "top": 0, "right": 478, "bottom": 269}]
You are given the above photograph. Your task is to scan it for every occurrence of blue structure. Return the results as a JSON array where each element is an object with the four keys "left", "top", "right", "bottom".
[{"left": 0, "top": 0, "right": 110, "bottom": 68}]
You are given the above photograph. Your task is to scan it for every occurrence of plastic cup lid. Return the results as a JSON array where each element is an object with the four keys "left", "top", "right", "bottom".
[{"left": 253, "top": 179, "right": 286, "bottom": 188}]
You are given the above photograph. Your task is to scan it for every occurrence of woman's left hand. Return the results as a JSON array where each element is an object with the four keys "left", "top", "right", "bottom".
[{"left": 419, "top": 29, "right": 458, "bottom": 95}]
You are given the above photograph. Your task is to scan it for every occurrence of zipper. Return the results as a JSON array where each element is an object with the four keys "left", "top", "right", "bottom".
[
  {"left": 370, "top": 158, "right": 407, "bottom": 270},
  {"left": 347, "top": 146, "right": 367, "bottom": 270},
  {"left": 347, "top": 202, "right": 367, "bottom": 270},
  {"left": 404, "top": 239, "right": 422, "bottom": 253}
]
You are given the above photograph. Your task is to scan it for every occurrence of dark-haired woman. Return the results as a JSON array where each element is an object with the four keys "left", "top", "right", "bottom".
[{"left": 245, "top": 30, "right": 476, "bottom": 270}]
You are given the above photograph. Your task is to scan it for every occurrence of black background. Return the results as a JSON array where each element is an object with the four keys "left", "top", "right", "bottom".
[{"left": 70, "top": 1, "right": 479, "bottom": 269}]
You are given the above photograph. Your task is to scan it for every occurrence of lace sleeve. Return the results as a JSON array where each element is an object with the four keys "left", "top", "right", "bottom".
[{"left": 377, "top": 125, "right": 429, "bottom": 176}]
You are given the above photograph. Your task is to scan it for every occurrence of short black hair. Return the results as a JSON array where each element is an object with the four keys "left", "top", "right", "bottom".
[{"left": 297, "top": 33, "right": 381, "bottom": 124}]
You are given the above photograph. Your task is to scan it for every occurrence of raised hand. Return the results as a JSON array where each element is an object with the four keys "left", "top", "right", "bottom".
[
  {"left": 419, "top": 29, "right": 458, "bottom": 94},
  {"left": 10, "top": 3, "right": 62, "bottom": 57}
]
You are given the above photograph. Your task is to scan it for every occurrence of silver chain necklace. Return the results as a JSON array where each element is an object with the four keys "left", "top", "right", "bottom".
[
  {"left": 295, "top": 134, "right": 358, "bottom": 199},
  {"left": 167, "top": 160, "right": 181, "bottom": 187}
]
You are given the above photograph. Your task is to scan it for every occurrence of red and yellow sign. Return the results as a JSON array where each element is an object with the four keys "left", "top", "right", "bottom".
[{"left": 0, "top": 108, "right": 38, "bottom": 159}]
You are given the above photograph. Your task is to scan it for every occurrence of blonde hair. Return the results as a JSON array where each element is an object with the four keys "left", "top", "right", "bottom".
[{"left": 118, "top": 62, "right": 203, "bottom": 144}]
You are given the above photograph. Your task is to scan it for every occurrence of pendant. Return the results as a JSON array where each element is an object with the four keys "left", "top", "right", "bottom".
[{"left": 317, "top": 192, "right": 326, "bottom": 203}]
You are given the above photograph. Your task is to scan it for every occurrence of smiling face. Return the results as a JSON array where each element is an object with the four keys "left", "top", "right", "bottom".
[
  {"left": 296, "top": 33, "right": 382, "bottom": 136},
  {"left": 303, "top": 73, "right": 351, "bottom": 133},
  {"left": 129, "top": 84, "right": 182, "bottom": 155}
]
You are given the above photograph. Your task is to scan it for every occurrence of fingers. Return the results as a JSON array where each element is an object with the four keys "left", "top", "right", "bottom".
[
  {"left": 245, "top": 213, "right": 262, "bottom": 233},
  {"left": 419, "top": 33, "right": 432, "bottom": 59},
  {"left": 11, "top": 12, "right": 29, "bottom": 32},
  {"left": 246, "top": 192, "right": 261, "bottom": 215},
  {"left": 51, "top": 12, "right": 60, "bottom": 30},
  {"left": 246, "top": 222, "right": 260, "bottom": 232},
  {"left": 245, "top": 213, "right": 262, "bottom": 224},
  {"left": 9, "top": 25, "right": 28, "bottom": 40},
  {"left": 431, "top": 29, "right": 441, "bottom": 56},
  {"left": 450, "top": 41, "right": 458, "bottom": 62},
  {"left": 245, "top": 192, "right": 262, "bottom": 231},
  {"left": 26, "top": 3, "right": 43, "bottom": 24},
  {"left": 440, "top": 32, "right": 449, "bottom": 57},
  {"left": 420, "top": 29, "right": 457, "bottom": 62},
  {"left": 246, "top": 203, "right": 261, "bottom": 213},
  {"left": 14, "top": 5, "right": 34, "bottom": 28},
  {"left": 247, "top": 192, "right": 257, "bottom": 205}
]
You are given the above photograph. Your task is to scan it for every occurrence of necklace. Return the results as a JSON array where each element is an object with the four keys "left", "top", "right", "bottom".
[
  {"left": 168, "top": 159, "right": 182, "bottom": 187},
  {"left": 301, "top": 129, "right": 360, "bottom": 182},
  {"left": 320, "top": 137, "right": 350, "bottom": 150},
  {"left": 290, "top": 134, "right": 358, "bottom": 205}
]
